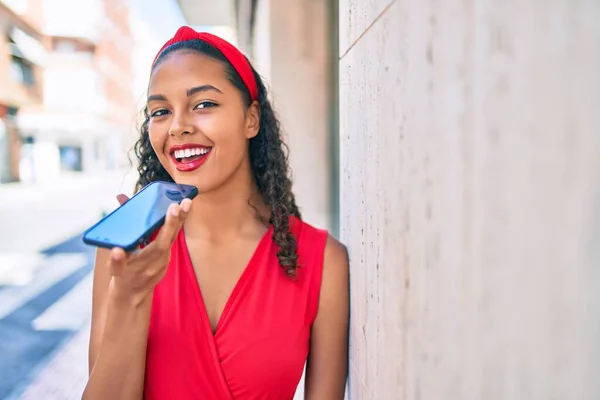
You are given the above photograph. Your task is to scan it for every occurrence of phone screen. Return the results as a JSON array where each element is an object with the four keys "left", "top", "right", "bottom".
[{"left": 83, "top": 181, "right": 197, "bottom": 250}]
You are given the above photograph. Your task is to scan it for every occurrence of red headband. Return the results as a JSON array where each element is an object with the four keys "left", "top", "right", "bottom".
[{"left": 153, "top": 26, "right": 258, "bottom": 101}]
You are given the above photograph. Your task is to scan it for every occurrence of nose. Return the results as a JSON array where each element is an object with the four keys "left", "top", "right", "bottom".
[{"left": 168, "top": 112, "right": 194, "bottom": 136}]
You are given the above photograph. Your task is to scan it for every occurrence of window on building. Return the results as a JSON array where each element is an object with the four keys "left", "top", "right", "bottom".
[
  {"left": 10, "top": 56, "right": 35, "bottom": 87},
  {"left": 54, "top": 40, "right": 78, "bottom": 53},
  {"left": 53, "top": 38, "right": 95, "bottom": 54},
  {"left": 59, "top": 146, "right": 83, "bottom": 171}
]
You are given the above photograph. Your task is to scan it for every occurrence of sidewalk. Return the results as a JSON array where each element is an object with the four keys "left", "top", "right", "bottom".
[
  {"left": 0, "top": 168, "right": 137, "bottom": 285},
  {"left": 16, "top": 323, "right": 91, "bottom": 400},
  {"left": 0, "top": 169, "right": 135, "bottom": 399}
]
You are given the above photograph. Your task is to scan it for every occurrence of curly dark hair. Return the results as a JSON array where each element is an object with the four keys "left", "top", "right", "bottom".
[{"left": 132, "top": 39, "right": 301, "bottom": 276}]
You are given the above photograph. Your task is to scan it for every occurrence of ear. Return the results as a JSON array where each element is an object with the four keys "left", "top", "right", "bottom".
[{"left": 245, "top": 100, "right": 261, "bottom": 139}]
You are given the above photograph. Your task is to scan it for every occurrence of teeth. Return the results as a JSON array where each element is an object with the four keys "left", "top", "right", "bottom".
[{"left": 174, "top": 147, "right": 210, "bottom": 159}]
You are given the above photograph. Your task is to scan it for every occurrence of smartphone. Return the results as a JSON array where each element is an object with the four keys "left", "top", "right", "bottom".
[{"left": 82, "top": 181, "right": 198, "bottom": 251}]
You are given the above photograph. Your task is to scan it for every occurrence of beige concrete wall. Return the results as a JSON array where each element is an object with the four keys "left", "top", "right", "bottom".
[
  {"left": 340, "top": 1, "right": 600, "bottom": 399},
  {"left": 251, "top": 0, "right": 332, "bottom": 230}
]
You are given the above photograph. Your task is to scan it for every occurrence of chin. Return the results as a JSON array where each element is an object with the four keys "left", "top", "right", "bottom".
[{"left": 171, "top": 174, "right": 215, "bottom": 194}]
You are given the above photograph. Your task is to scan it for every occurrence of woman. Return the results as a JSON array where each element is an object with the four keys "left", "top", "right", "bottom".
[{"left": 83, "top": 26, "right": 349, "bottom": 400}]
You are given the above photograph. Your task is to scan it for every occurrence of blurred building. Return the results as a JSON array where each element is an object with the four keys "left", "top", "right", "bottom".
[
  {"left": 0, "top": 0, "right": 47, "bottom": 183},
  {"left": 8, "top": 0, "right": 136, "bottom": 183}
]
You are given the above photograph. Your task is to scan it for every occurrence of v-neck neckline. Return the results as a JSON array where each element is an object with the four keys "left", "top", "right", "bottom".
[{"left": 180, "top": 225, "right": 273, "bottom": 336}]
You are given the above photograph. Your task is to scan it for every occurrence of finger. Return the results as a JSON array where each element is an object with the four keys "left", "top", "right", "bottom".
[
  {"left": 154, "top": 199, "right": 192, "bottom": 250},
  {"left": 116, "top": 194, "right": 130, "bottom": 205},
  {"left": 108, "top": 247, "right": 128, "bottom": 276}
]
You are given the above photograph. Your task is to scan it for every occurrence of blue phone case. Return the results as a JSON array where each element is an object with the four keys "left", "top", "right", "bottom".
[{"left": 82, "top": 181, "right": 198, "bottom": 251}]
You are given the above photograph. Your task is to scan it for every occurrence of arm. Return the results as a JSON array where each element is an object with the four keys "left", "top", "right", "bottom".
[
  {"left": 83, "top": 199, "right": 191, "bottom": 400},
  {"left": 304, "top": 235, "right": 350, "bottom": 399},
  {"left": 83, "top": 249, "right": 153, "bottom": 400}
]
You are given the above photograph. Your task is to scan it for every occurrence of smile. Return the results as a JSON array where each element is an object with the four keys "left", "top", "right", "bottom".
[{"left": 169, "top": 145, "right": 213, "bottom": 172}]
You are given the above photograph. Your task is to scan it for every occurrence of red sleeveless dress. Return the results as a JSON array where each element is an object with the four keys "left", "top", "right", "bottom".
[{"left": 144, "top": 217, "right": 328, "bottom": 400}]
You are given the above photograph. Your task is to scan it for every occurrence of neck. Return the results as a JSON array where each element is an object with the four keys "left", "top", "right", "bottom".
[{"left": 184, "top": 159, "right": 268, "bottom": 240}]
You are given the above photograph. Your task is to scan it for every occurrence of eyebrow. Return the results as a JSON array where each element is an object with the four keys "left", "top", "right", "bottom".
[
  {"left": 147, "top": 85, "right": 223, "bottom": 103},
  {"left": 187, "top": 85, "right": 223, "bottom": 96}
]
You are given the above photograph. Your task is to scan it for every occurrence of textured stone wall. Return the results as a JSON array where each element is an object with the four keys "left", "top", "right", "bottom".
[{"left": 339, "top": 1, "right": 600, "bottom": 399}]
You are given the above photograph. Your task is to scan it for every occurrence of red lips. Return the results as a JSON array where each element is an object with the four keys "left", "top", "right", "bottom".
[{"left": 169, "top": 144, "right": 213, "bottom": 172}]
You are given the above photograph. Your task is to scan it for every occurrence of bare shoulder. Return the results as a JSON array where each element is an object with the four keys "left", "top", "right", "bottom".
[
  {"left": 304, "top": 234, "right": 349, "bottom": 398},
  {"left": 318, "top": 234, "right": 349, "bottom": 326},
  {"left": 322, "top": 235, "right": 349, "bottom": 289},
  {"left": 318, "top": 233, "right": 349, "bottom": 320},
  {"left": 323, "top": 235, "right": 348, "bottom": 270}
]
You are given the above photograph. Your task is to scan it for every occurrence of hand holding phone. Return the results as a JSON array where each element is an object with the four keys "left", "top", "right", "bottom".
[
  {"left": 108, "top": 198, "right": 192, "bottom": 303},
  {"left": 83, "top": 181, "right": 198, "bottom": 303},
  {"left": 83, "top": 181, "right": 198, "bottom": 251}
]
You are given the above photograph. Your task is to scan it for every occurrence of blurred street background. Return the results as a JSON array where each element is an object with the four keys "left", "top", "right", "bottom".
[
  {"left": 0, "top": 0, "right": 206, "bottom": 398},
  {"left": 0, "top": 169, "right": 135, "bottom": 399},
  {"left": 1, "top": 0, "right": 600, "bottom": 399}
]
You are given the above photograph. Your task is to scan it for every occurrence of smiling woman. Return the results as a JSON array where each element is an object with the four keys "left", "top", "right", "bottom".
[{"left": 83, "top": 26, "right": 349, "bottom": 400}]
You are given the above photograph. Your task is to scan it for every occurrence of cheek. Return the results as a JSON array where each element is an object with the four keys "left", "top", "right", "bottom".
[
  {"left": 213, "top": 129, "right": 249, "bottom": 165},
  {"left": 148, "top": 127, "right": 169, "bottom": 163},
  {"left": 209, "top": 116, "right": 249, "bottom": 156}
]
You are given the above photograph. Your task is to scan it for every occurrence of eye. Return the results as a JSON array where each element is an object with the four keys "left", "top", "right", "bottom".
[
  {"left": 150, "top": 109, "right": 170, "bottom": 118},
  {"left": 194, "top": 101, "right": 218, "bottom": 110}
]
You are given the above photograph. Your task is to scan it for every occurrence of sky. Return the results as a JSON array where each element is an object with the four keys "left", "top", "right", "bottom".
[{"left": 128, "top": 0, "right": 188, "bottom": 107}]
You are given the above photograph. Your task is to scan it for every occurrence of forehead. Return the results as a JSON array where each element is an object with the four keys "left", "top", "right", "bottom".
[{"left": 149, "top": 51, "right": 228, "bottom": 92}]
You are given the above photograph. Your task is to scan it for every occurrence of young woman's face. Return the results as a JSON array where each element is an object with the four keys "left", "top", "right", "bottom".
[{"left": 147, "top": 51, "right": 259, "bottom": 193}]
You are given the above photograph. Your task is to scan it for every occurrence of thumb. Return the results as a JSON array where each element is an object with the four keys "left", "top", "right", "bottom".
[
  {"left": 154, "top": 199, "right": 192, "bottom": 250},
  {"left": 116, "top": 193, "right": 130, "bottom": 205},
  {"left": 108, "top": 247, "right": 128, "bottom": 277}
]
